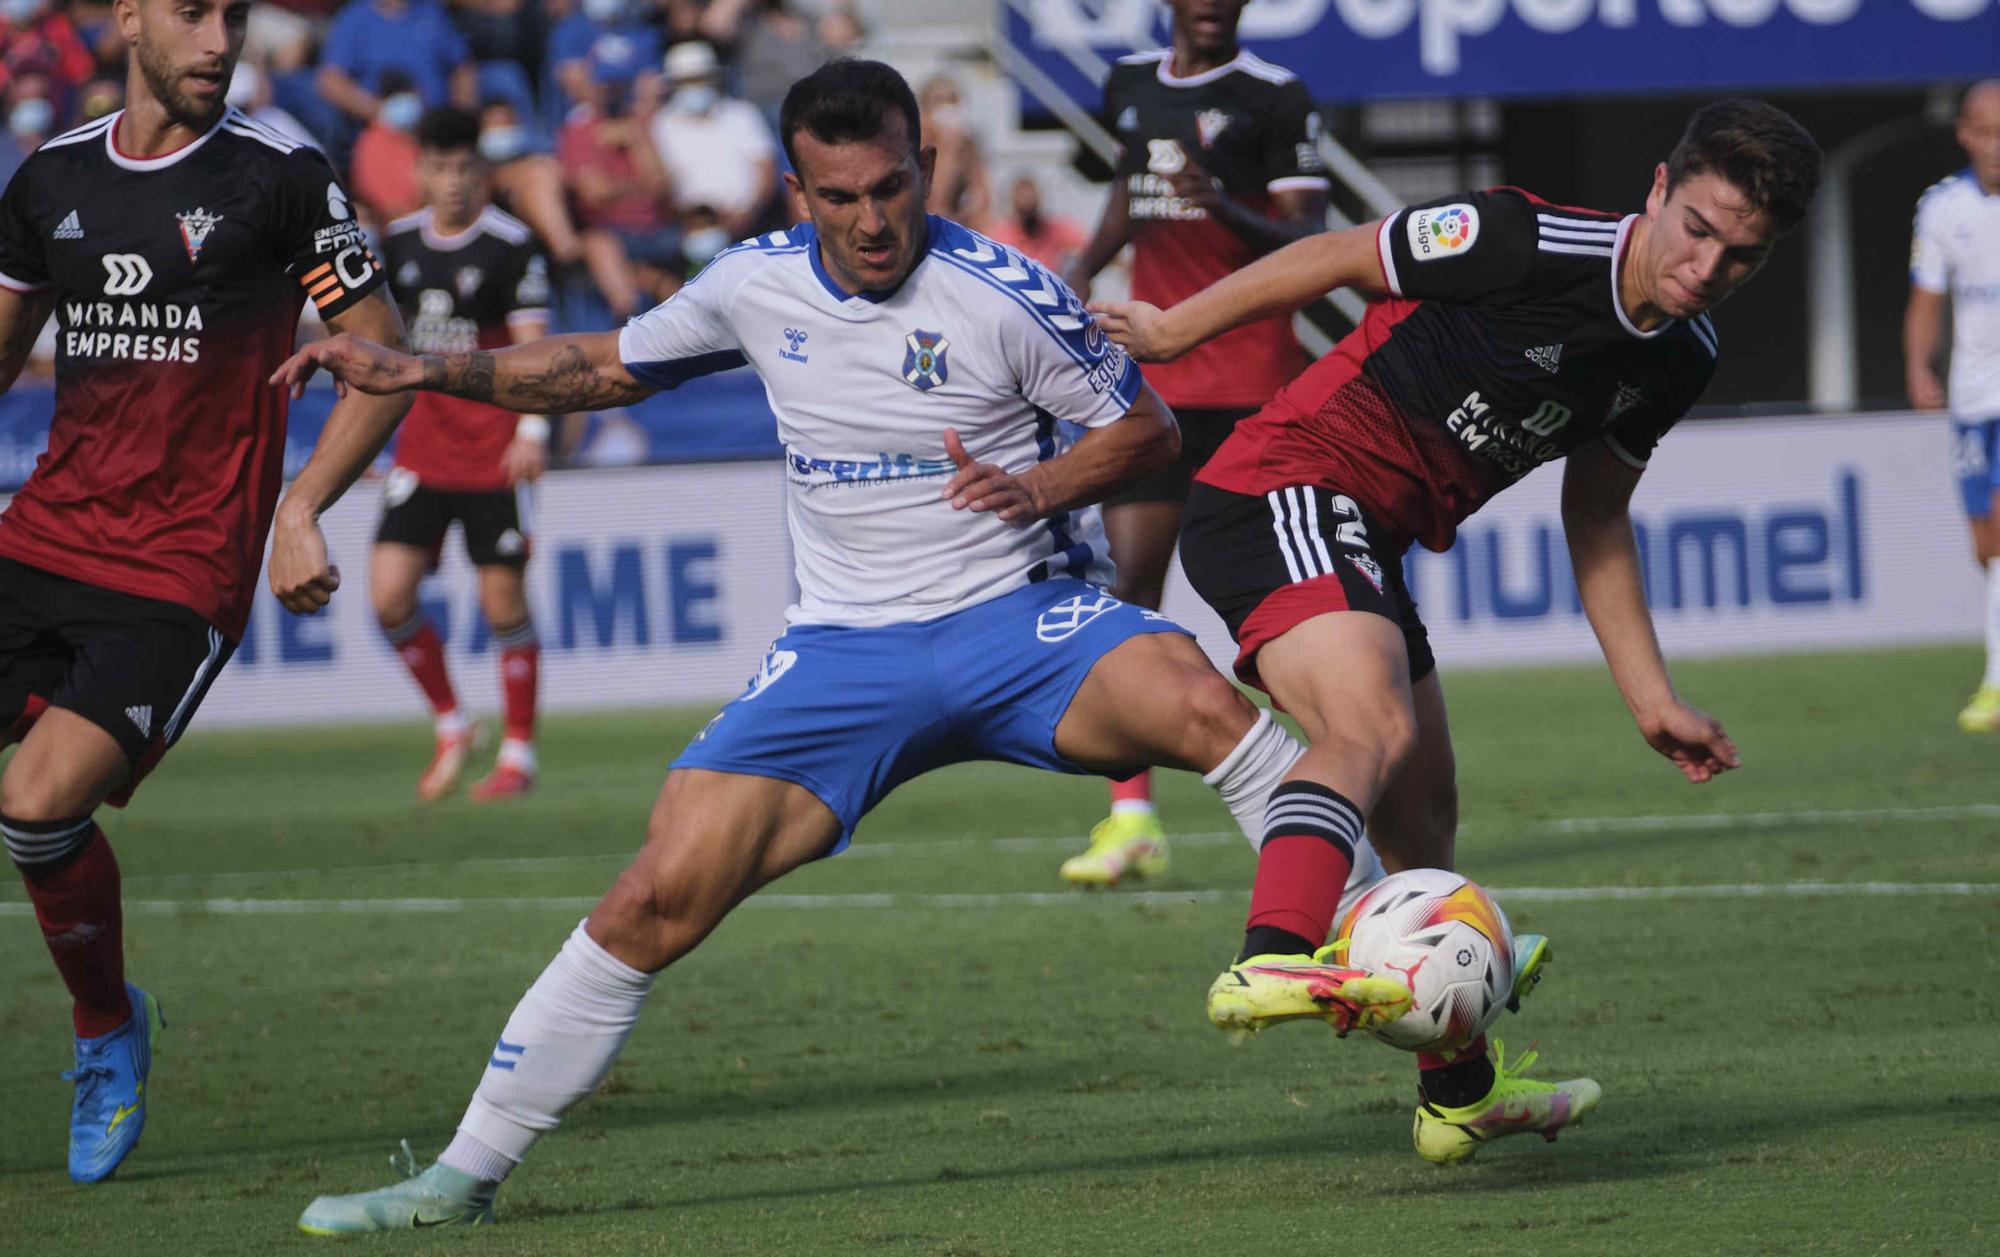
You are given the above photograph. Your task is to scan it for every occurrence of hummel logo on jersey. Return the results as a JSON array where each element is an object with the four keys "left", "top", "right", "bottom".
[
  {"left": 125, "top": 705, "right": 152, "bottom": 738},
  {"left": 52, "top": 209, "right": 82, "bottom": 239},
  {"left": 780, "top": 326, "right": 809, "bottom": 363},
  {"left": 101, "top": 254, "right": 152, "bottom": 295},
  {"left": 1525, "top": 344, "right": 1563, "bottom": 374},
  {"left": 1196, "top": 109, "right": 1230, "bottom": 148},
  {"left": 176, "top": 207, "right": 222, "bottom": 263}
]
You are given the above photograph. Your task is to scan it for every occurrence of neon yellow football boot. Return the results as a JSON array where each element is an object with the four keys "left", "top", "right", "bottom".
[
  {"left": 1060, "top": 810, "right": 1169, "bottom": 886},
  {"left": 1413, "top": 1039, "right": 1601, "bottom": 1165},
  {"left": 1958, "top": 685, "right": 2000, "bottom": 733},
  {"left": 1206, "top": 943, "right": 1412, "bottom": 1037}
]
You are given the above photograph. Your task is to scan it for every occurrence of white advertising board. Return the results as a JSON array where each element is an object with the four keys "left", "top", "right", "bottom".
[
  {"left": 1160, "top": 411, "right": 1980, "bottom": 673},
  {"left": 193, "top": 461, "right": 795, "bottom": 727},
  {"left": 2, "top": 412, "right": 1978, "bottom": 727}
]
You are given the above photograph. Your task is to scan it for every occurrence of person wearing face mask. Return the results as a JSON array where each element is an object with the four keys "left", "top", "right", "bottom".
[
  {"left": 917, "top": 71, "right": 988, "bottom": 229},
  {"left": 551, "top": 0, "right": 662, "bottom": 113},
  {"left": 647, "top": 40, "right": 776, "bottom": 242},
  {"left": 349, "top": 69, "right": 428, "bottom": 224},
  {"left": 477, "top": 97, "right": 584, "bottom": 267},
  {"left": 316, "top": 0, "right": 476, "bottom": 134},
  {"left": 0, "top": 77, "right": 53, "bottom": 186}
]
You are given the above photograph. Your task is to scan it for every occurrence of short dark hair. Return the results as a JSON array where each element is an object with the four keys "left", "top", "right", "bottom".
[
  {"left": 415, "top": 105, "right": 481, "bottom": 155},
  {"left": 777, "top": 59, "right": 921, "bottom": 174},
  {"left": 1664, "top": 99, "right": 1822, "bottom": 236}
]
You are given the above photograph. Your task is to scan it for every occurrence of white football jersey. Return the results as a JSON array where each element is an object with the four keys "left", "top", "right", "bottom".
[
  {"left": 619, "top": 216, "right": 1141, "bottom": 627},
  {"left": 1911, "top": 170, "right": 2000, "bottom": 420}
]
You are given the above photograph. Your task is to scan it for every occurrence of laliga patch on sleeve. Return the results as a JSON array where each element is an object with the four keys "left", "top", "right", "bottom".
[{"left": 1406, "top": 203, "right": 1480, "bottom": 261}]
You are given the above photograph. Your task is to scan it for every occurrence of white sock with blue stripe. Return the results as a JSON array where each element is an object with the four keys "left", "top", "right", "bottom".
[{"left": 442, "top": 920, "right": 654, "bottom": 1184}]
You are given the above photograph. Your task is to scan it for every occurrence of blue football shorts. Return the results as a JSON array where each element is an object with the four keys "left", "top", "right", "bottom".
[
  {"left": 1951, "top": 416, "right": 2000, "bottom": 518},
  {"left": 672, "top": 578, "right": 1192, "bottom": 855}
]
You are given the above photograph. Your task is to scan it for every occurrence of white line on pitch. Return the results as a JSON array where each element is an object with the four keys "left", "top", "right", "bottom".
[
  {"left": 0, "top": 881, "right": 1992, "bottom": 918},
  {"left": 92, "top": 800, "right": 2000, "bottom": 890}
]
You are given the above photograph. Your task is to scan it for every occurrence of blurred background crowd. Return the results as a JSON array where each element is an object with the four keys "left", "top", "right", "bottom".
[{"left": 0, "top": 0, "right": 1092, "bottom": 334}]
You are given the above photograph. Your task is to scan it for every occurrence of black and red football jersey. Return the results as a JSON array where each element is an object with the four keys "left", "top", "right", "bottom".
[
  {"left": 1106, "top": 48, "right": 1327, "bottom": 409},
  {"left": 1200, "top": 188, "right": 1720, "bottom": 552},
  {"left": 0, "top": 107, "right": 383, "bottom": 639},
  {"left": 381, "top": 205, "right": 549, "bottom": 492}
]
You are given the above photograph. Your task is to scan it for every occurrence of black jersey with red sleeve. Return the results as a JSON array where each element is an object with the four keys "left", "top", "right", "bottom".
[
  {"left": 1107, "top": 48, "right": 1326, "bottom": 410},
  {"left": 1199, "top": 188, "right": 1718, "bottom": 552},
  {"left": 381, "top": 205, "right": 549, "bottom": 492},
  {"left": 0, "top": 108, "right": 383, "bottom": 640}
]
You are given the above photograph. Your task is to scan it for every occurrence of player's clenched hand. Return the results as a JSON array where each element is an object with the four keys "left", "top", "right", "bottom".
[
  {"left": 941, "top": 428, "right": 1045, "bottom": 525},
  {"left": 1637, "top": 700, "right": 1740, "bottom": 784},
  {"left": 270, "top": 333, "right": 422, "bottom": 401},
  {"left": 1086, "top": 300, "right": 1180, "bottom": 363},
  {"left": 501, "top": 437, "right": 548, "bottom": 485},
  {"left": 268, "top": 506, "right": 341, "bottom": 615},
  {"left": 1166, "top": 159, "right": 1224, "bottom": 216}
]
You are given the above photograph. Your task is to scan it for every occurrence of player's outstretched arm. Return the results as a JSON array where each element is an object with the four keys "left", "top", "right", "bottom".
[
  {"left": 1562, "top": 441, "right": 1740, "bottom": 785},
  {"left": 0, "top": 286, "right": 54, "bottom": 396},
  {"left": 272, "top": 328, "right": 652, "bottom": 414},
  {"left": 1088, "top": 219, "right": 1383, "bottom": 362},
  {"left": 270, "top": 289, "right": 416, "bottom": 615},
  {"left": 941, "top": 383, "right": 1179, "bottom": 524}
]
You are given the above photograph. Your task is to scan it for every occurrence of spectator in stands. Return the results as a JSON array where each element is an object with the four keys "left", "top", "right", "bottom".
[
  {"left": 551, "top": 0, "right": 663, "bottom": 114},
  {"left": 348, "top": 69, "right": 427, "bottom": 224},
  {"left": 918, "top": 71, "right": 989, "bottom": 229},
  {"left": 648, "top": 40, "right": 777, "bottom": 241},
  {"left": 226, "top": 60, "right": 319, "bottom": 149},
  {"left": 478, "top": 96, "right": 584, "bottom": 264},
  {"left": 0, "top": 67, "right": 54, "bottom": 186},
  {"left": 559, "top": 86, "right": 680, "bottom": 318},
  {"left": 318, "top": 0, "right": 477, "bottom": 128},
  {"left": 983, "top": 171, "right": 1088, "bottom": 273},
  {"left": 244, "top": 1, "right": 326, "bottom": 75},
  {"left": 694, "top": 0, "right": 843, "bottom": 129},
  {"left": 0, "top": 0, "right": 96, "bottom": 105}
]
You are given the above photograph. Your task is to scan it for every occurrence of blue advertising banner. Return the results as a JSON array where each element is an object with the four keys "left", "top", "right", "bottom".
[{"left": 1006, "top": 0, "right": 2000, "bottom": 105}]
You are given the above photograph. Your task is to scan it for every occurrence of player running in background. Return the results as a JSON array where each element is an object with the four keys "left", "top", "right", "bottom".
[
  {"left": 1905, "top": 81, "right": 2000, "bottom": 732},
  {"left": 1095, "top": 99, "right": 1821, "bottom": 1162},
  {"left": 374, "top": 106, "right": 553, "bottom": 801},
  {"left": 0, "top": 0, "right": 408, "bottom": 1182},
  {"left": 1057, "top": 0, "right": 1329, "bottom": 886},
  {"left": 277, "top": 59, "right": 1406, "bottom": 1232}
]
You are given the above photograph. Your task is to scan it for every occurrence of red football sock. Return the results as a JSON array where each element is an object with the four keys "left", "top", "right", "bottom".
[
  {"left": 393, "top": 621, "right": 458, "bottom": 717},
  {"left": 1244, "top": 781, "right": 1362, "bottom": 946},
  {"left": 1108, "top": 770, "right": 1152, "bottom": 808},
  {"left": 21, "top": 829, "right": 132, "bottom": 1037},
  {"left": 499, "top": 642, "right": 539, "bottom": 746}
]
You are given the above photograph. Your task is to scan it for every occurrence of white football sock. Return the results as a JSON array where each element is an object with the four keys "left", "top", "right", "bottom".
[
  {"left": 1983, "top": 558, "right": 2000, "bottom": 689},
  {"left": 1201, "top": 709, "right": 1385, "bottom": 916},
  {"left": 442, "top": 921, "right": 654, "bottom": 1182},
  {"left": 1202, "top": 710, "right": 1303, "bottom": 849}
]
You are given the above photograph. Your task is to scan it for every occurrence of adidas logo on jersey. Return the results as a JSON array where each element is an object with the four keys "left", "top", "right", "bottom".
[
  {"left": 52, "top": 209, "right": 82, "bottom": 239},
  {"left": 1525, "top": 343, "right": 1564, "bottom": 374},
  {"left": 125, "top": 705, "right": 152, "bottom": 738}
]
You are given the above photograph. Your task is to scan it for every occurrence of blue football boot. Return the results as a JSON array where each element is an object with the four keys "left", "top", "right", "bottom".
[{"left": 64, "top": 983, "right": 164, "bottom": 1183}]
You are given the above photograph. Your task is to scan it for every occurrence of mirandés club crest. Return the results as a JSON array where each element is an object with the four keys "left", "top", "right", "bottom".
[{"left": 177, "top": 207, "right": 222, "bottom": 263}]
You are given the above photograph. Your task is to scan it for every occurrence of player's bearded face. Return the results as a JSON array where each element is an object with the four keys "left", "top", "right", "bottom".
[
  {"left": 126, "top": 0, "right": 247, "bottom": 128},
  {"left": 786, "top": 117, "right": 935, "bottom": 295},
  {"left": 1639, "top": 167, "right": 1776, "bottom": 319}
]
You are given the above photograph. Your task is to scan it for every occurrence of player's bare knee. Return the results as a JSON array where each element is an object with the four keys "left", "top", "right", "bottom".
[
  {"left": 0, "top": 767, "right": 89, "bottom": 824},
  {"left": 1178, "top": 667, "right": 1257, "bottom": 760}
]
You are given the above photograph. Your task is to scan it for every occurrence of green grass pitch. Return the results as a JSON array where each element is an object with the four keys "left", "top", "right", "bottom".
[{"left": 2, "top": 644, "right": 1996, "bottom": 1255}]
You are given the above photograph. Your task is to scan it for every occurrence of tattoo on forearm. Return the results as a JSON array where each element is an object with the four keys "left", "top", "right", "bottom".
[
  {"left": 422, "top": 351, "right": 497, "bottom": 403},
  {"left": 424, "top": 343, "right": 643, "bottom": 412}
]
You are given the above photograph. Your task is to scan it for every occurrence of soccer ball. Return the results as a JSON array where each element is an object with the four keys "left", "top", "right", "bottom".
[{"left": 1330, "top": 868, "right": 1515, "bottom": 1053}]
